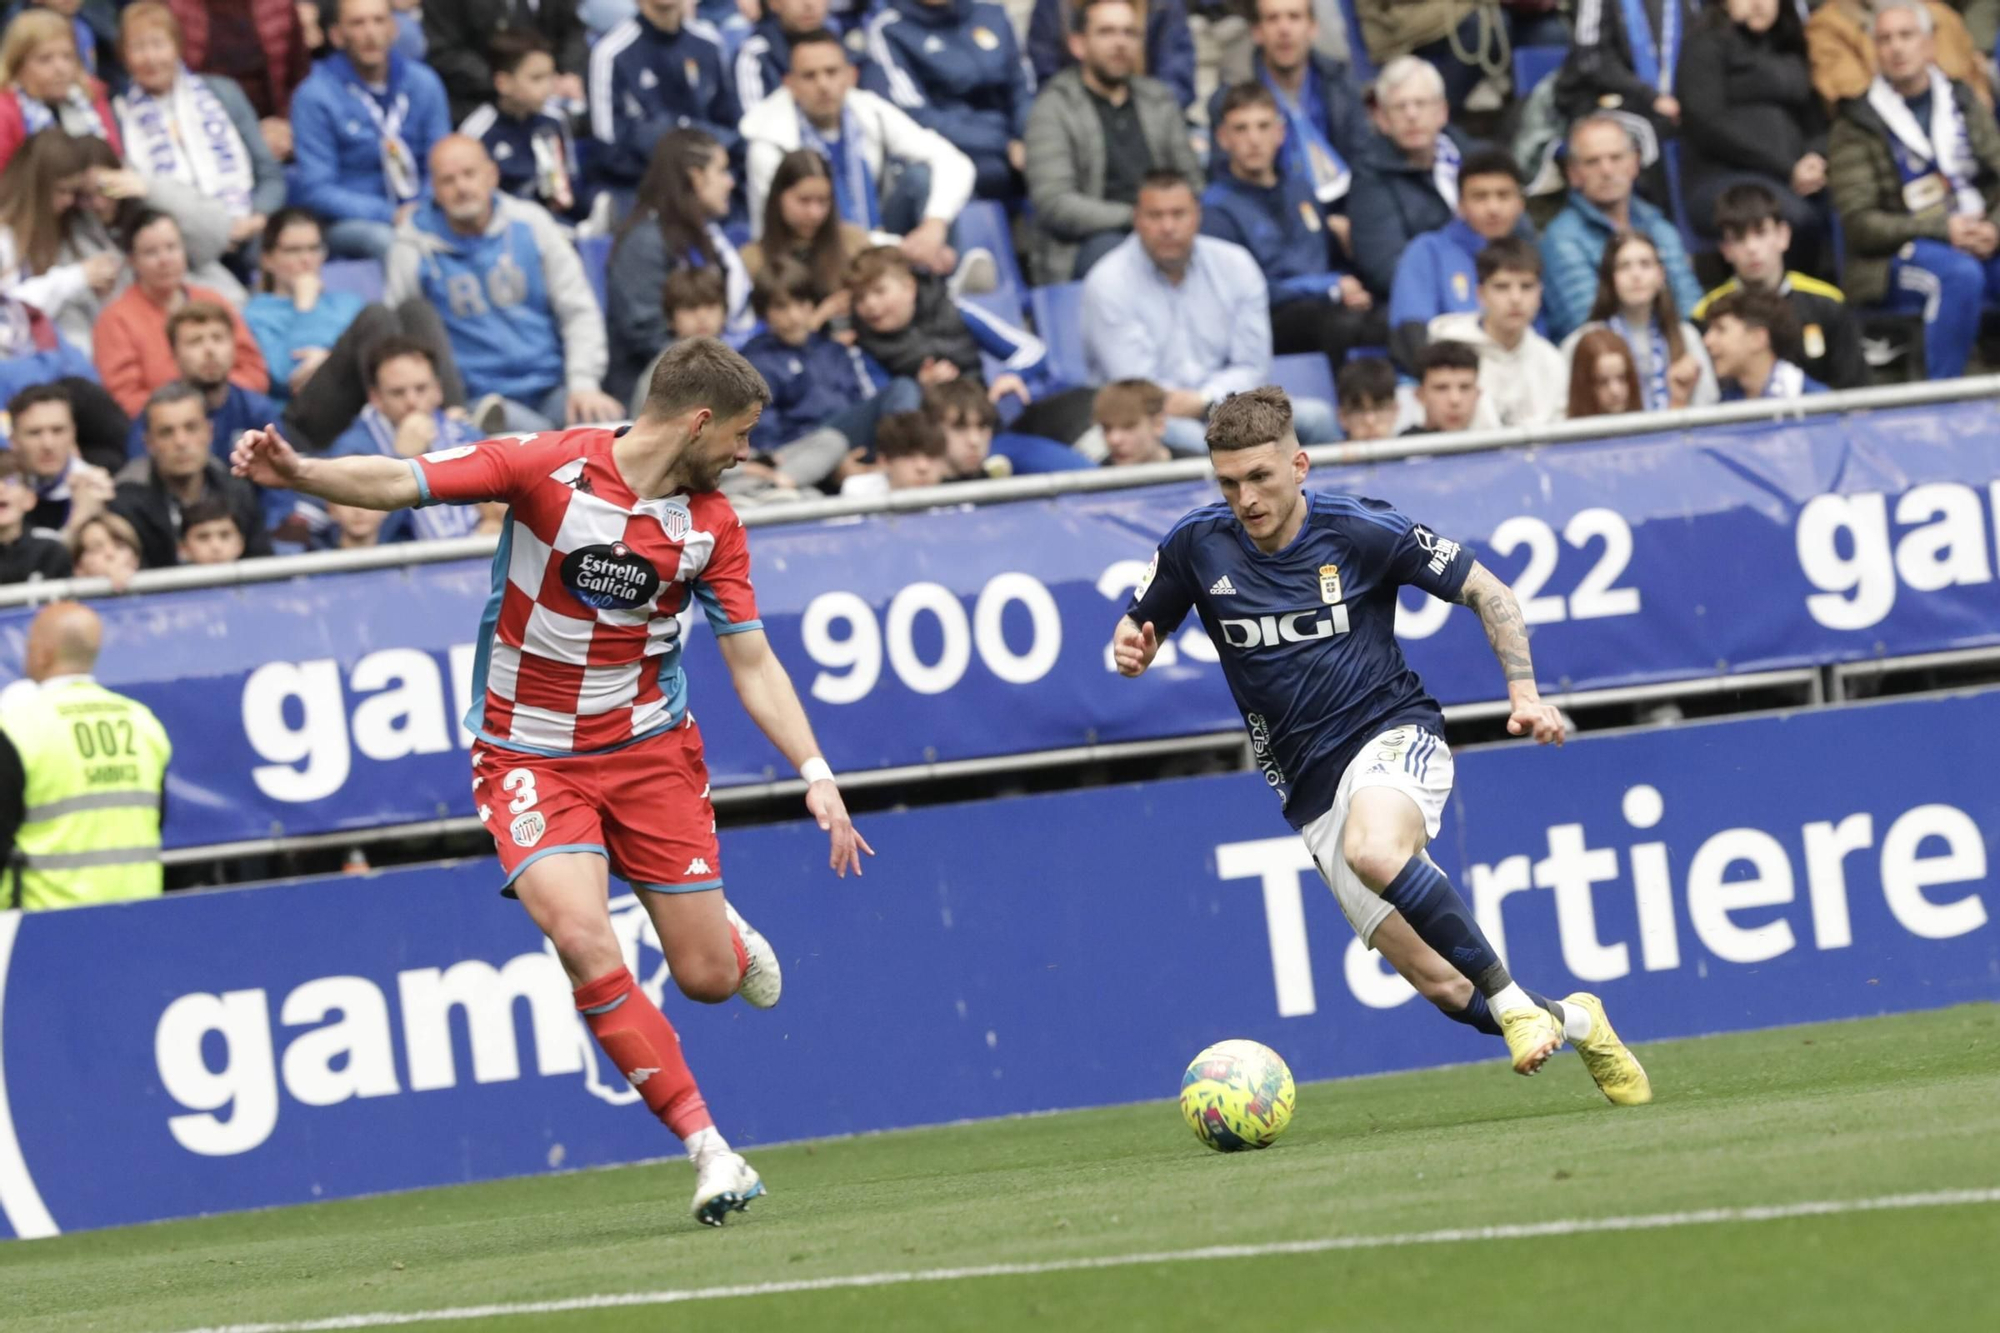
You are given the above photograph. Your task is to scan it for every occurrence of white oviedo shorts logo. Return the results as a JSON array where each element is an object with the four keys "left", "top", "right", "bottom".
[{"left": 510, "top": 811, "right": 547, "bottom": 847}]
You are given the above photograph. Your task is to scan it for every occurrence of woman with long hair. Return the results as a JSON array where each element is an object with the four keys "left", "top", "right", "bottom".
[
  {"left": 0, "top": 128, "right": 121, "bottom": 350},
  {"left": 741, "top": 149, "right": 874, "bottom": 325},
  {"left": 1566, "top": 327, "right": 1646, "bottom": 419},
  {"left": 604, "top": 128, "right": 753, "bottom": 403},
  {"left": 0, "top": 8, "right": 120, "bottom": 171},
  {"left": 1565, "top": 230, "right": 1718, "bottom": 411},
  {"left": 112, "top": 2, "right": 285, "bottom": 269}
]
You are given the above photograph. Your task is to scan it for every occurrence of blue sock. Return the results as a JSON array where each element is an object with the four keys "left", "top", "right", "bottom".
[
  {"left": 1380, "top": 857, "right": 1515, "bottom": 996},
  {"left": 1447, "top": 989, "right": 1503, "bottom": 1037}
]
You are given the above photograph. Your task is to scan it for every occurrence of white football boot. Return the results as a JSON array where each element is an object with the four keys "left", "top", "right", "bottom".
[
  {"left": 691, "top": 1150, "right": 765, "bottom": 1227},
  {"left": 725, "top": 900, "right": 782, "bottom": 1009}
]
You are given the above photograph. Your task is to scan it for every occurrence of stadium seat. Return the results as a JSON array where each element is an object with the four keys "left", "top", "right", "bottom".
[
  {"left": 1271, "top": 353, "right": 1335, "bottom": 405},
  {"left": 1028, "top": 283, "right": 1090, "bottom": 387},
  {"left": 321, "top": 259, "right": 384, "bottom": 304},
  {"left": 1335, "top": 0, "right": 1377, "bottom": 82},
  {"left": 577, "top": 234, "right": 612, "bottom": 315},
  {"left": 955, "top": 200, "right": 1028, "bottom": 317},
  {"left": 1512, "top": 44, "right": 1566, "bottom": 97},
  {"left": 1662, "top": 141, "right": 1708, "bottom": 257}
]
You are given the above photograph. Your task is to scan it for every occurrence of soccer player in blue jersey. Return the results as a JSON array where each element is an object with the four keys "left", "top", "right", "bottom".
[{"left": 1113, "top": 387, "right": 1650, "bottom": 1103}]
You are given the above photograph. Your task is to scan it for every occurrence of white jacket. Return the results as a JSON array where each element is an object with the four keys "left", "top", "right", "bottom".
[
  {"left": 1427, "top": 312, "right": 1570, "bottom": 431},
  {"left": 739, "top": 87, "right": 975, "bottom": 238}
]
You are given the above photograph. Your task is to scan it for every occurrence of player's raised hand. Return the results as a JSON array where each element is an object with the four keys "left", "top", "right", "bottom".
[
  {"left": 1507, "top": 696, "right": 1567, "bottom": 746},
  {"left": 231, "top": 424, "right": 306, "bottom": 490},
  {"left": 1112, "top": 617, "right": 1159, "bottom": 677},
  {"left": 806, "top": 780, "right": 875, "bottom": 877}
]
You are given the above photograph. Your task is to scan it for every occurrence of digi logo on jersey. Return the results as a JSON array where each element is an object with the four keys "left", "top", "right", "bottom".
[
  {"left": 1219, "top": 607, "right": 1353, "bottom": 649},
  {"left": 561, "top": 543, "right": 662, "bottom": 611}
]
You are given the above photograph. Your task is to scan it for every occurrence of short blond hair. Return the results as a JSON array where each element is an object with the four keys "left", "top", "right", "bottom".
[
  {"left": 640, "top": 337, "right": 771, "bottom": 423},
  {"left": 1204, "top": 386, "right": 1295, "bottom": 452},
  {"left": 0, "top": 9, "right": 80, "bottom": 90}
]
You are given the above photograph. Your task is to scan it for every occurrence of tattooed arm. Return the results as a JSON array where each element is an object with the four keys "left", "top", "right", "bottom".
[{"left": 1457, "top": 561, "right": 1566, "bottom": 746}]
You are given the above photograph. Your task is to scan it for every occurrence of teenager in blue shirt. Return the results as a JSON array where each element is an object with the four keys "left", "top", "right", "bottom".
[
  {"left": 587, "top": 0, "right": 741, "bottom": 187},
  {"left": 1703, "top": 287, "right": 1829, "bottom": 401},
  {"left": 1200, "top": 82, "right": 1381, "bottom": 377}
]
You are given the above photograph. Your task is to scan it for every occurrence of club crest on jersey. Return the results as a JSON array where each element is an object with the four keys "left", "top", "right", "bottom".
[
  {"left": 658, "top": 504, "right": 691, "bottom": 541},
  {"left": 561, "top": 541, "right": 662, "bottom": 610},
  {"left": 1318, "top": 563, "right": 1343, "bottom": 604}
]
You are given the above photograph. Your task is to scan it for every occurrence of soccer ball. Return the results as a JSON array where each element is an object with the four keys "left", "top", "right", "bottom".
[{"left": 1179, "top": 1039, "right": 1295, "bottom": 1152}]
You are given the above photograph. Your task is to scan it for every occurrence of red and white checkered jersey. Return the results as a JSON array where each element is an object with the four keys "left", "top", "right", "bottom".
[{"left": 409, "top": 427, "right": 762, "bottom": 755}]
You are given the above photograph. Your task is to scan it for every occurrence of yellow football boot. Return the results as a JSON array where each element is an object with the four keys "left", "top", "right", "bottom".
[
  {"left": 1499, "top": 1004, "right": 1563, "bottom": 1075},
  {"left": 1564, "top": 992, "right": 1653, "bottom": 1106}
]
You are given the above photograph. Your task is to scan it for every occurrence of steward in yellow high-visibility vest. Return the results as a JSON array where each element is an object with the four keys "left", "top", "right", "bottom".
[{"left": 0, "top": 603, "right": 170, "bottom": 911}]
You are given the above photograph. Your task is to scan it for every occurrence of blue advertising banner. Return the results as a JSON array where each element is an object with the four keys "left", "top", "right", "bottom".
[
  {"left": 0, "top": 689, "right": 1994, "bottom": 1237},
  {"left": 1, "top": 401, "right": 1997, "bottom": 847}
]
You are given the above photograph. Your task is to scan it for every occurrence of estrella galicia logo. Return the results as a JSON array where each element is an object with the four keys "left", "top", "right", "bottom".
[{"left": 561, "top": 542, "right": 661, "bottom": 611}]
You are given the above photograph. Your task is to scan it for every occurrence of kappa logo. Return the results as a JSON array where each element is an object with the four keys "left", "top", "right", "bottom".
[
  {"left": 510, "top": 810, "right": 547, "bottom": 847},
  {"left": 1209, "top": 574, "right": 1238, "bottom": 595},
  {"left": 626, "top": 1066, "right": 661, "bottom": 1088},
  {"left": 685, "top": 857, "right": 712, "bottom": 876},
  {"left": 477, "top": 804, "right": 492, "bottom": 823}
]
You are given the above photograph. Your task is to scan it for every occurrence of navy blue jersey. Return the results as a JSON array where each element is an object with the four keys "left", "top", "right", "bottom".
[{"left": 1127, "top": 491, "right": 1473, "bottom": 828}]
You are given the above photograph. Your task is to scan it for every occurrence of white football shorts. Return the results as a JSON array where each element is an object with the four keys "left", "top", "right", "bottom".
[{"left": 1297, "top": 724, "right": 1455, "bottom": 948}]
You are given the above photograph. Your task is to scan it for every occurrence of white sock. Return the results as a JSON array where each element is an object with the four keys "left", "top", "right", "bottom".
[
  {"left": 685, "top": 1125, "right": 729, "bottom": 1165},
  {"left": 1488, "top": 982, "right": 1534, "bottom": 1016},
  {"left": 1562, "top": 1003, "right": 1594, "bottom": 1043}
]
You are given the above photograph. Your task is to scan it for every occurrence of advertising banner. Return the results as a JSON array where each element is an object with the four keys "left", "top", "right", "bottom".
[
  {"left": 1, "top": 689, "right": 1992, "bottom": 1236},
  {"left": 1, "top": 402, "right": 1996, "bottom": 846}
]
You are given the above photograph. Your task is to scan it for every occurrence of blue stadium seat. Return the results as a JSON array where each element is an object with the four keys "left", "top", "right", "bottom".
[
  {"left": 1661, "top": 140, "right": 1708, "bottom": 256},
  {"left": 1336, "top": 0, "right": 1377, "bottom": 82},
  {"left": 577, "top": 234, "right": 612, "bottom": 314},
  {"left": 1512, "top": 44, "right": 1566, "bottom": 97},
  {"left": 955, "top": 200, "right": 1027, "bottom": 315},
  {"left": 1028, "top": 283, "right": 1090, "bottom": 387},
  {"left": 321, "top": 259, "right": 384, "bottom": 304},
  {"left": 1271, "top": 353, "right": 1336, "bottom": 405}
]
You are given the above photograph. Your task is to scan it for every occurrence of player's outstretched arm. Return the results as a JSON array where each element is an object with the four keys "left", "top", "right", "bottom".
[
  {"left": 1456, "top": 561, "right": 1566, "bottom": 746},
  {"left": 231, "top": 425, "right": 422, "bottom": 512},
  {"left": 1112, "top": 616, "right": 1161, "bottom": 678},
  {"left": 716, "top": 627, "right": 875, "bottom": 877}
]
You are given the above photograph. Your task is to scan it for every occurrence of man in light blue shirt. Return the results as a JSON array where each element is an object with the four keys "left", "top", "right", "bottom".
[{"left": 1082, "top": 172, "right": 1336, "bottom": 452}]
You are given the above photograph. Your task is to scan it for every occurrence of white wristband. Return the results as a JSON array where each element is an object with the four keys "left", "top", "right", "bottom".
[{"left": 800, "top": 757, "right": 835, "bottom": 785}]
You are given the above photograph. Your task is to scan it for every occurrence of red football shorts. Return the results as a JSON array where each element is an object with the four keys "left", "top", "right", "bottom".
[{"left": 471, "top": 715, "right": 722, "bottom": 896}]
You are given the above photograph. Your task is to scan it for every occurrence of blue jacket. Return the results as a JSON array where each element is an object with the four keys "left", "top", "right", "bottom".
[
  {"left": 0, "top": 336, "right": 95, "bottom": 412},
  {"left": 1204, "top": 50, "right": 1368, "bottom": 195},
  {"left": 1027, "top": 0, "right": 1194, "bottom": 109},
  {"left": 864, "top": 0, "right": 1034, "bottom": 160},
  {"left": 991, "top": 432, "right": 1090, "bottom": 474},
  {"left": 290, "top": 53, "right": 453, "bottom": 225},
  {"left": 1347, "top": 125, "right": 1477, "bottom": 297},
  {"left": 734, "top": 17, "right": 875, "bottom": 109},
  {"left": 588, "top": 13, "right": 741, "bottom": 186},
  {"left": 1540, "top": 190, "right": 1704, "bottom": 340},
  {"left": 243, "top": 290, "right": 367, "bottom": 406},
  {"left": 396, "top": 201, "right": 567, "bottom": 402},
  {"left": 1386, "top": 216, "right": 1548, "bottom": 366},
  {"left": 740, "top": 330, "right": 890, "bottom": 448},
  {"left": 459, "top": 103, "right": 580, "bottom": 215},
  {"left": 1200, "top": 172, "right": 1341, "bottom": 305}
]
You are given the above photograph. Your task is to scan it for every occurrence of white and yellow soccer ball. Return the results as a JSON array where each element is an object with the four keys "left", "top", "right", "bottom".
[{"left": 1179, "top": 1039, "right": 1296, "bottom": 1152}]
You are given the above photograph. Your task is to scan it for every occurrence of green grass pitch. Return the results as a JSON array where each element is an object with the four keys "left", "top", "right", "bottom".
[{"left": 8, "top": 1005, "right": 1998, "bottom": 1333}]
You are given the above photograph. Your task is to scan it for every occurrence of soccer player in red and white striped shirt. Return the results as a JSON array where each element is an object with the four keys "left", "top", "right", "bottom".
[{"left": 233, "top": 339, "right": 873, "bottom": 1226}]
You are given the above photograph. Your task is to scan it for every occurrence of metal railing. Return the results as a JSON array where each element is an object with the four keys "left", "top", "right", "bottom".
[{"left": 6, "top": 373, "right": 1997, "bottom": 611}]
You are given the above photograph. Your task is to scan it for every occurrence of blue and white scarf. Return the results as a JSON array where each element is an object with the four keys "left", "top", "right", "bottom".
[
  {"left": 1757, "top": 359, "right": 1807, "bottom": 400},
  {"left": 1609, "top": 313, "right": 1671, "bottom": 410},
  {"left": 683, "top": 222, "right": 755, "bottom": 339},
  {"left": 339, "top": 57, "right": 421, "bottom": 202},
  {"left": 1263, "top": 64, "right": 1349, "bottom": 205},
  {"left": 115, "top": 68, "right": 256, "bottom": 219},
  {"left": 1620, "top": 0, "right": 1680, "bottom": 97},
  {"left": 1869, "top": 68, "right": 1985, "bottom": 216},
  {"left": 1431, "top": 133, "right": 1461, "bottom": 210},
  {"left": 798, "top": 102, "right": 879, "bottom": 230},
  {"left": 11, "top": 84, "right": 108, "bottom": 141},
  {"left": 359, "top": 409, "right": 482, "bottom": 540}
]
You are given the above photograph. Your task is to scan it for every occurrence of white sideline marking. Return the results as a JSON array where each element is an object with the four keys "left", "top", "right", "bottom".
[{"left": 178, "top": 1187, "right": 2000, "bottom": 1332}]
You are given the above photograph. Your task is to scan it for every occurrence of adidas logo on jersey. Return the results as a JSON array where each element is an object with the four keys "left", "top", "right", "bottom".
[
  {"left": 1209, "top": 575, "right": 1238, "bottom": 595},
  {"left": 686, "top": 858, "right": 712, "bottom": 876}
]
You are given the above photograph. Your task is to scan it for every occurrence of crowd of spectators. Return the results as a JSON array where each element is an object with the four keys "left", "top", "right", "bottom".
[{"left": 0, "top": 0, "right": 1993, "bottom": 588}]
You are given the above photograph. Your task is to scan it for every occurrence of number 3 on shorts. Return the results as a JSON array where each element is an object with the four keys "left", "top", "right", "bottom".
[{"left": 503, "top": 768, "right": 540, "bottom": 814}]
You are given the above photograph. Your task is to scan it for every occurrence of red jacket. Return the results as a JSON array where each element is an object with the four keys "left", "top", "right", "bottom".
[
  {"left": 0, "top": 84, "right": 122, "bottom": 175},
  {"left": 168, "top": 0, "right": 311, "bottom": 120}
]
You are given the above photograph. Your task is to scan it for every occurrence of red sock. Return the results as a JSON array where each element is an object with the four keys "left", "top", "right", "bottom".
[
  {"left": 728, "top": 925, "right": 750, "bottom": 984},
  {"left": 574, "top": 968, "right": 712, "bottom": 1139}
]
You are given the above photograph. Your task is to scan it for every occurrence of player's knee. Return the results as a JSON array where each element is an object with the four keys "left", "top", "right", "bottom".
[
  {"left": 543, "top": 913, "right": 622, "bottom": 981},
  {"left": 1342, "top": 831, "right": 1414, "bottom": 893},
  {"left": 671, "top": 953, "right": 739, "bottom": 1005}
]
